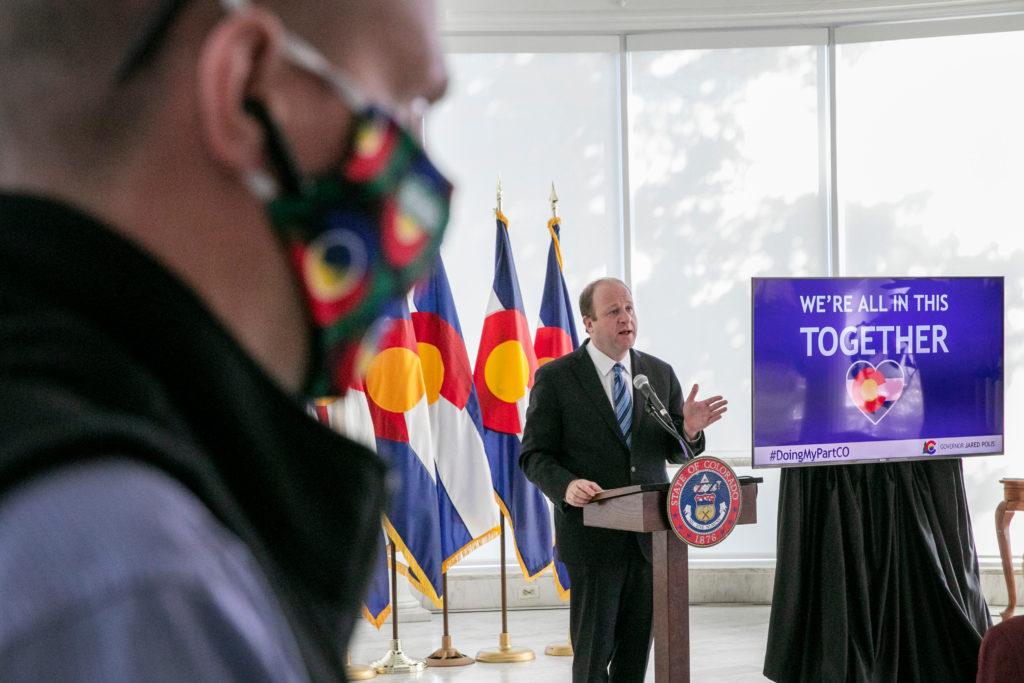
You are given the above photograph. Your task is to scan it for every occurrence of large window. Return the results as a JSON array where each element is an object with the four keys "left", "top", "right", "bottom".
[
  {"left": 426, "top": 43, "right": 622, "bottom": 358},
  {"left": 837, "top": 31, "right": 1024, "bottom": 277},
  {"left": 625, "top": 33, "right": 827, "bottom": 559},
  {"left": 837, "top": 28, "right": 1024, "bottom": 556},
  {"left": 628, "top": 35, "right": 828, "bottom": 465}
]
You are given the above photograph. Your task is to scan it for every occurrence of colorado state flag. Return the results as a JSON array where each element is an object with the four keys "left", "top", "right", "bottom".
[
  {"left": 413, "top": 259, "right": 501, "bottom": 571},
  {"left": 533, "top": 217, "right": 580, "bottom": 601},
  {"left": 318, "top": 379, "right": 378, "bottom": 451},
  {"left": 362, "top": 530, "right": 392, "bottom": 629},
  {"left": 311, "top": 397, "right": 391, "bottom": 627},
  {"left": 363, "top": 301, "right": 444, "bottom": 606},
  {"left": 474, "top": 212, "right": 553, "bottom": 579}
]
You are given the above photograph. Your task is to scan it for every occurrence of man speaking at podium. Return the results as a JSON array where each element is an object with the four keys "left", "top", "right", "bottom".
[{"left": 521, "top": 277, "right": 727, "bottom": 682}]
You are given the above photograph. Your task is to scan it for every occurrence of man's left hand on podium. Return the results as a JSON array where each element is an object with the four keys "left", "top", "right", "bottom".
[{"left": 682, "top": 383, "right": 728, "bottom": 440}]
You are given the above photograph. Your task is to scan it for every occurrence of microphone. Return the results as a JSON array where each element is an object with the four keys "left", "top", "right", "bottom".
[
  {"left": 633, "top": 374, "right": 693, "bottom": 459},
  {"left": 633, "top": 374, "right": 672, "bottom": 423}
]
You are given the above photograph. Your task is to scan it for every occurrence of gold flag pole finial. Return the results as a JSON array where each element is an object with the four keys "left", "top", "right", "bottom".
[
  {"left": 496, "top": 176, "right": 503, "bottom": 216},
  {"left": 546, "top": 182, "right": 565, "bottom": 271}
]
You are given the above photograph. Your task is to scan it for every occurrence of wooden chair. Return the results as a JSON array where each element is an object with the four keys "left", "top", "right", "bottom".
[{"left": 995, "top": 479, "right": 1024, "bottom": 621}]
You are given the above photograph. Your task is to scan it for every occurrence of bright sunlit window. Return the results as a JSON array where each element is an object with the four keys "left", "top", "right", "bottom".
[
  {"left": 837, "top": 30, "right": 1024, "bottom": 555},
  {"left": 629, "top": 43, "right": 828, "bottom": 462},
  {"left": 426, "top": 49, "right": 622, "bottom": 358}
]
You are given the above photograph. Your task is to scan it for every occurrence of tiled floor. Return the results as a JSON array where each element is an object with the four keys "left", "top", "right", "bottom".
[{"left": 348, "top": 605, "right": 771, "bottom": 681}]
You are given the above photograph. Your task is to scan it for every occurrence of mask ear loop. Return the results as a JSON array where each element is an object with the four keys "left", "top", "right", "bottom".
[
  {"left": 242, "top": 96, "right": 326, "bottom": 395},
  {"left": 243, "top": 98, "right": 304, "bottom": 197}
]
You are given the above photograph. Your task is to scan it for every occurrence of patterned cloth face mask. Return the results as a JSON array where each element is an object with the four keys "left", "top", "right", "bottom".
[
  {"left": 241, "top": 29, "right": 452, "bottom": 399},
  {"left": 114, "top": 0, "right": 452, "bottom": 399}
]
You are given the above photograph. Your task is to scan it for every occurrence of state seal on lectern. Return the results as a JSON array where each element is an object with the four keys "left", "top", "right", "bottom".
[{"left": 667, "top": 456, "right": 741, "bottom": 547}]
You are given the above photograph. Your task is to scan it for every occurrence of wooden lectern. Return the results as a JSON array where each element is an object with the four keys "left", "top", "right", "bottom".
[{"left": 583, "top": 477, "right": 761, "bottom": 683}]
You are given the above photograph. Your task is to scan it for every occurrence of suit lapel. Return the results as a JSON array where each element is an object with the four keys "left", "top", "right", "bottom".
[
  {"left": 570, "top": 342, "right": 629, "bottom": 449},
  {"left": 630, "top": 349, "right": 648, "bottom": 442}
]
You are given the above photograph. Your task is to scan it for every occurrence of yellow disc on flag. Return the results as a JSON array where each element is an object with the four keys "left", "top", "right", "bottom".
[
  {"left": 860, "top": 379, "right": 879, "bottom": 401},
  {"left": 366, "top": 347, "right": 426, "bottom": 413},
  {"left": 484, "top": 340, "right": 530, "bottom": 403},
  {"left": 418, "top": 342, "right": 444, "bottom": 405}
]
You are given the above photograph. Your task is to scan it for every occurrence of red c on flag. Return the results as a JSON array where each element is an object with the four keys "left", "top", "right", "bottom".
[{"left": 474, "top": 309, "right": 537, "bottom": 434}]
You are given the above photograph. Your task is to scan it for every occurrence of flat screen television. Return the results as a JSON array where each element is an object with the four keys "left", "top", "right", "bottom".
[{"left": 751, "top": 277, "right": 1004, "bottom": 468}]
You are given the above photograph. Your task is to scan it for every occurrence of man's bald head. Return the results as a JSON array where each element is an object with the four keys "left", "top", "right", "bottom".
[
  {"left": 0, "top": 0, "right": 448, "bottom": 393},
  {"left": 0, "top": 0, "right": 446, "bottom": 181}
]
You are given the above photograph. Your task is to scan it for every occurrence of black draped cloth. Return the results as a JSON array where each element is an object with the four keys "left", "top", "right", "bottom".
[{"left": 763, "top": 460, "right": 990, "bottom": 682}]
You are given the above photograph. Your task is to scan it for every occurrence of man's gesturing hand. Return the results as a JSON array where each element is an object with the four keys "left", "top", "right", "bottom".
[
  {"left": 682, "top": 384, "right": 728, "bottom": 440},
  {"left": 565, "top": 479, "right": 603, "bottom": 507}
]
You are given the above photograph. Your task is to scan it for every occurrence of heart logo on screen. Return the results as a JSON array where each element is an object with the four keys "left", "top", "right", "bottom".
[{"left": 846, "top": 360, "right": 906, "bottom": 425}]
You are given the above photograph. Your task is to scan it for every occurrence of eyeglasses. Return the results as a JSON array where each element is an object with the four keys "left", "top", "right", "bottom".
[{"left": 116, "top": 0, "right": 191, "bottom": 82}]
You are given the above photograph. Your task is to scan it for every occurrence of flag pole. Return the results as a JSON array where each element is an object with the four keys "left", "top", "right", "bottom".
[
  {"left": 540, "top": 183, "right": 574, "bottom": 658},
  {"left": 426, "top": 571, "right": 474, "bottom": 667},
  {"left": 476, "top": 182, "right": 536, "bottom": 664},
  {"left": 546, "top": 635, "right": 573, "bottom": 657},
  {"left": 476, "top": 515, "right": 535, "bottom": 662},
  {"left": 371, "top": 541, "right": 425, "bottom": 673}
]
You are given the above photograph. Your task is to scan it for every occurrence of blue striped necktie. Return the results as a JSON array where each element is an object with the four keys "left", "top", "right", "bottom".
[{"left": 612, "top": 363, "right": 632, "bottom": 447}]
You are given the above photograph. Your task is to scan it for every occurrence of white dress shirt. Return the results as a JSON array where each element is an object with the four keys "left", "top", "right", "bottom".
[
  {"left": 585, "top": 339, "right": 701, "bottom": 445},
  {"left": 585, "top": 340, "right": 633, "bottom": 409}
]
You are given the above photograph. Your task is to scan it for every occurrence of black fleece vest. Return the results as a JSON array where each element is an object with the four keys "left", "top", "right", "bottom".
[{"left": 0, "top": 193, "right": 388, "bottom": 681}]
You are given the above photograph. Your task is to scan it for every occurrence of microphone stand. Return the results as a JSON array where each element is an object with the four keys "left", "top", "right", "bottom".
[{"left": 643, "top": 400, "right": 694, "bottom": 461}]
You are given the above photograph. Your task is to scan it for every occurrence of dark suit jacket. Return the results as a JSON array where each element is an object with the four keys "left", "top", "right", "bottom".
[{"left": 520, "top": 341, "right": 705, "bottom": 565}]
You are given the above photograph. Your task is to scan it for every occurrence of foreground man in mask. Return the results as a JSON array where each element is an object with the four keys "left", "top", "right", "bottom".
[{"left": 0, "top": 1, "right": 450, "bottom": 679}]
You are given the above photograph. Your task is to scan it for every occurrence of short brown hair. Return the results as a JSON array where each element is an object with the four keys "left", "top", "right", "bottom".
[{"left": 579, "top": 277, "right": 630, "bottom": 319}]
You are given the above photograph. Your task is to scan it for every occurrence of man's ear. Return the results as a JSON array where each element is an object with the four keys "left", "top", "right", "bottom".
[
  {"left": 195, "top": 7, "right": 285, "bottom": 173},
  {"left": 582, "top": 316, "right": 593, "bottom": 333}
]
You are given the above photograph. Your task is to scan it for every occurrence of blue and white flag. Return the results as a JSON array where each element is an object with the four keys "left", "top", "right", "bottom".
[
  {"left": 413, "top": 258, "right": 501, "bottom": 572},
  {"left": 473, "top": 212, "right": 553, "bottom": 579},
  {"left": 533, "top": 216, "right": 580, "bottom": 600},
  {"left": 362, "top": 300, "right": 444, "bottom": 606}
]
